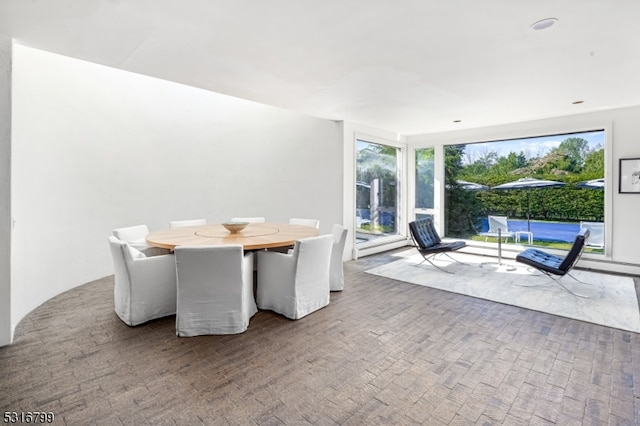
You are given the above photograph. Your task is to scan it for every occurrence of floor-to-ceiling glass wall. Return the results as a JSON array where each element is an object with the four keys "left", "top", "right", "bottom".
[
  {"left": 443, "top": 130, "right": 606, "bottom": 252},
  {"left": 355, "top": 139, "right": 403, "bottom": 245}
]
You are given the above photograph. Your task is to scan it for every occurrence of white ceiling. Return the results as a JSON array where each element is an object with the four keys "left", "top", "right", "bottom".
[{"left": 1, "top": 0, "right": 639, "bottom": 135}]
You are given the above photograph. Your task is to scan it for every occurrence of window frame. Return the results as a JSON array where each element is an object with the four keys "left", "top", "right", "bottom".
[
  {"left": 352, "top": 133, "right": 408, "bottom": 257},
  {"left": 406, "top": 122, "right": 612, "bottom": 260}
]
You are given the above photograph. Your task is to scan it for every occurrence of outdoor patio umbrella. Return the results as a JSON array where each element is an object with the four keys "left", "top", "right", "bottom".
[
  {"left": 457, "top": 180, "right": 489, "bottom": 191},
  {"left": 492, "top": 177, "right": 566, "bottom": 232},
  {"left": 576, "top": 178, "right": 604, "bottom": 189}
]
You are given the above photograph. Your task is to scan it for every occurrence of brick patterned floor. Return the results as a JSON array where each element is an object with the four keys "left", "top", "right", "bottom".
[{"left": 1, "top": 249, "right": 639, "bottom": 425}]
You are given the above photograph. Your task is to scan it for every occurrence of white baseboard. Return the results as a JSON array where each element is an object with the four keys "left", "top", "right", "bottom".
[{"left": 353, "top": 239, "right": 409, "bottom": 259}]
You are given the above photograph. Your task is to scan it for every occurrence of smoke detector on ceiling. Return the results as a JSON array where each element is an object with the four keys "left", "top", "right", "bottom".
[{"left": 531, "top": 18, "right": 558, "bottom": 31}]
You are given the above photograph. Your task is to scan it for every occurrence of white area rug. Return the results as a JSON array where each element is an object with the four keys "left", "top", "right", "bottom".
[{"left": 365, "top": 249, "right": 640, "bottom": 333}]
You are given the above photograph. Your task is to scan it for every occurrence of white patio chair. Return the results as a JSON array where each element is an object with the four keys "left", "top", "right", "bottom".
[
  {"left": 174, "top": 245, "right": 257, "bottom": 336},
  {"left": 480, "top": 215, "right": 515, "bottom": 243},
  {"left": 580, "top": 221, "right": 604, "bottom": 248},
  {"left": 257, "top": 234, "right": 333, "bottom": 319},
  {"left": 107, "top": 236, "right": 177, "bottom": 326}
]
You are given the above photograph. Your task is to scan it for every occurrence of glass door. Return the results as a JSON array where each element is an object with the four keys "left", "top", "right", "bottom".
[
  {"left": 355, "top": 139, "right": 402, "bottom": 246},
  {"left": 414, "top": 147, "right": 436, "bottom": 222}
]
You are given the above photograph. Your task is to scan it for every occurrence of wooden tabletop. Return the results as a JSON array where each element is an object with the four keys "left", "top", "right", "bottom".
[{"left": 145, "top": 223, "right": 320, "bottom": 250}]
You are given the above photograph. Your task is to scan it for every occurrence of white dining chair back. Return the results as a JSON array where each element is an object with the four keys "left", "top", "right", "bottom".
[
  {"left": 230, "top": 217, "right": 265, "bottom": 223},
  {"left": 257, "top": 234, "right": 333, "bottom": 320},
  {"left": 174, "top": 245, "right": 257, "bottom": 336},
  {"left": 169, "top": 219, "right": 206, "bottom": 228},
  {"left": 113, "top": 224, "right": 168, "bottom": 256},
  {"left": 113, "top": 224, "right": 149, "bottom": 243},
  {"left": 329, "top": 224, "right": 348, "bottom": 291},
  {"left": 108, "top": 236, "right": 177, "bottom": 326},
  {"left": 289, "top": 218, "right": 320, "bottom": 228}
]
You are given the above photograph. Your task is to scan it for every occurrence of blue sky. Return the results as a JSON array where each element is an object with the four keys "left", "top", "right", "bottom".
[{"left": 462, "top": 130, "right": 605, "bottom": 165}]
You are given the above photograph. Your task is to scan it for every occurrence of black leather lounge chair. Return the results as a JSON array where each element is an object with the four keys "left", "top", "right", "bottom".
[
  {"left": 515, "top": 228, "right": 590, "bottom": 297},
  {"left": 408, "top": 218, "right": 466, "bottom": 273}
]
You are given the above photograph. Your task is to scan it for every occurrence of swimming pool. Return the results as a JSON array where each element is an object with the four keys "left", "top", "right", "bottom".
[{"left": 479, "top": 218, "right": 580, "bottom": 243}]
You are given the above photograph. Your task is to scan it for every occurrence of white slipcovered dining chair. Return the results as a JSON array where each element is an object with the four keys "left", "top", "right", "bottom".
[
  {"left": 257, "top": 234, "right": 333, "bottom": 320},
  {"left": 174, "top": 245, "right": 257, "bottom": 336},
  {"left": 271, "top": 218, "right": 320, "bottom": 254},
  {"left": 113, "top": 224, "right": 168, "bottom": 256},
  {"left": 230, "top": 217, "right": 265, "bottom": 223},
  {"left": 113, "top": 224, "right": 148, "bottom": 246},
  {"left": 330, "top": 224, "right": 348, "bottom": 291},
  {"left": 108, "top": 236, "right": 177, "bottom": 326},
  {"left": 169, "top": 219, "right": 206, "bottom": 228},
  {"left": 289, "top": 218, "right": 320, "bottom": 228}
]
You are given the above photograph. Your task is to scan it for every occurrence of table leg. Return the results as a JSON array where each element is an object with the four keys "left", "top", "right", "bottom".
[{"left": 480, "top": 228, "right": 515, "bottom": 271}]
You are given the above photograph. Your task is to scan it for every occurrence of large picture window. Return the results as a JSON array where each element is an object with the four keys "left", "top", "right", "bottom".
[{"left": 444, "top": 130, "right": 605, "bottom": 252}]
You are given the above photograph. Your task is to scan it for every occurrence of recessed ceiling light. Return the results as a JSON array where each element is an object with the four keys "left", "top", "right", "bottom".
[
  {"left": 572, "top": 100, "right": 584, "bottom": 105},
  {"left": 531, "top": 18, "right": 558, "bottom": 31},
  {"left": 453, "top": 120, "right": 461, "bottom": 123}
]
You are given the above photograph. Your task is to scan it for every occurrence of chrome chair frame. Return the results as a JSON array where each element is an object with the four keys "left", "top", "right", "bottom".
[
  {"left": 408, "top": 218, "right": 467, "bottom": 274},
  {"left": 515, "top": 228, "right": 591, "bottom": 297}
]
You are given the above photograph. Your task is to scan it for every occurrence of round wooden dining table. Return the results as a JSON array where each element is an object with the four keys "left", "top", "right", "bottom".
[{"left": 145, "top": 223, "right": 320, "bottom": 250}]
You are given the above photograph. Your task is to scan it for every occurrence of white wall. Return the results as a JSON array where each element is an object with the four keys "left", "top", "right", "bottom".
[
  {"left": 8, "top": 42, "right": 640, "bottom": 345},
  {"left": 0, "top": 36, "right": 11, "bottom": 346},
  {"left": 406, "top": 109, "right": 640, "bottom": 273},
  {"left": 9, "top": 44, "right": 343, "bottom": 336}
]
